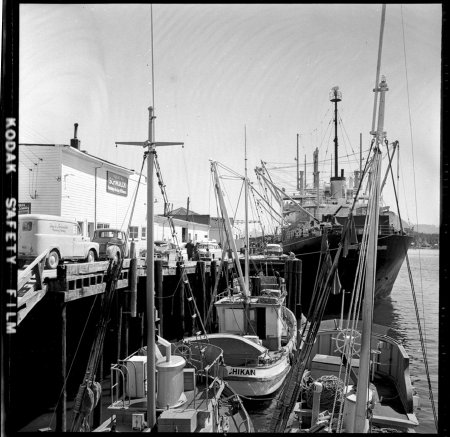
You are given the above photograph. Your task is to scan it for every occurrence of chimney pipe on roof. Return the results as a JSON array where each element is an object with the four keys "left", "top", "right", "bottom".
[{"left": 71, "top": 123, "right": 81, "bottom": 149}]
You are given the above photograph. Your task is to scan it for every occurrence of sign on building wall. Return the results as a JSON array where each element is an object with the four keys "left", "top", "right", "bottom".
[
  {"left": 18, "top": 202, "right": 31, "bottom": 214},
  {"left": 106, "top": 171, "right": 128, "bottom": 197}
]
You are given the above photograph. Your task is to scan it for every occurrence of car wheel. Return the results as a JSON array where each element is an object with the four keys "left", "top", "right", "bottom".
[
  {"left": 46, "top": 250, "right": 60, "bottom": 269},
  {"left": 86, "top": 250, "right": 96, "bottom": 263}
]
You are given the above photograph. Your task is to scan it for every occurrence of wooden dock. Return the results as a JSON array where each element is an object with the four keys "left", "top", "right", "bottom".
[
  {"left": 18, "top": 256, "right": 288, "bottom": 324},
  {"left": 13, "top": 255, "right": 297, "bottom": 433}
]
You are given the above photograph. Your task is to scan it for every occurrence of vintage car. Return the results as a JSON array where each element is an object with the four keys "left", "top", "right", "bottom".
[
  {"left": 266, "top": 243, "right": 284, "bottom": 257},
  {"left": 92, "top": 228, "right": 130, "bottom": 261},
  {"left": 18, "top": 214, "right": 99, "bottom": 269},
  {"left": 139, "top": 240, "right": 183, "bottom": 262},
  {"left": 196, "top": 241, "right": 223, "bottom": 261}
]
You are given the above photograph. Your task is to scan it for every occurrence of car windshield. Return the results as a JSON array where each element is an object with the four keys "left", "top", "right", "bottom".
[
  {"left": 199, "top": 243, "right": 218, "bottom": 250},
  {"left": 97, "top": 231, "right": 120, "bottom": 238}
]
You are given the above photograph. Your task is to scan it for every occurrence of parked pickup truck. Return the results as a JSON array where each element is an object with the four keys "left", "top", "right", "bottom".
[
  {"left": 18, "top": 214, "right": 99, "bottom": 269},
  {"left": 92, "top": 228, "right": 130, "bottom": 261}
]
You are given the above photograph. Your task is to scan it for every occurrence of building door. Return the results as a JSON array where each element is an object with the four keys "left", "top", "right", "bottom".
[
  {"left": 256, "top": 308, "right": 266, "bottom": 339},
  {"left": 182, "top": 227, "right": 187, "bottom": 243}
]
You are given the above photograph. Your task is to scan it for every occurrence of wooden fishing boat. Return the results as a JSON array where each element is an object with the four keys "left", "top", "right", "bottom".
[
  {"left": 180, "top": 282, "right": 297, "bottom": 397},
  {"left": 194, "top": 160, "right": 297, "bottom": 398},
  {"left": 94, "top": 336, "right": 253, "bottom": 433},
  {"left": 268, "top": 6, "right": 427, "bottom": 433},
  {"left": 288, "top": 319, "right": 419, "bottom": 432}
]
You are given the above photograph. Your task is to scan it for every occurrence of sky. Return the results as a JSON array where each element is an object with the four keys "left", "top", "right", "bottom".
[{"left": 18, "top": 4, "right": 441, "bottom": 227}]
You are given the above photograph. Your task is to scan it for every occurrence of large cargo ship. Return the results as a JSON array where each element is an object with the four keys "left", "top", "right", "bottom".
[{"left": 256, "top": 86, "right": 413, "bottom": 315}]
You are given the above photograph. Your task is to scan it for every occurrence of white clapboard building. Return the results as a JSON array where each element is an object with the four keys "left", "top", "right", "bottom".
[{"left": 18, "top": 137, "right": 210, "bottom": 250}]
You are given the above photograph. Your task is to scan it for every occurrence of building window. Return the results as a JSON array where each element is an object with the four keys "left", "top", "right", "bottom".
[
  {"left": 97, "top": 223, "right": 110, "bottom": 229},
  {"left": 141, "top": 227, "right": 146, "bottom": 239},
  {"left": 129, "top": 226, "right": 139, "bottom": 239}
]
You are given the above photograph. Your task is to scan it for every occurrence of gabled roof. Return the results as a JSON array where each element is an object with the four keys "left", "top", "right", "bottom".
[{"left": 168, "top": 207, "right": 200, "bottom": 216}]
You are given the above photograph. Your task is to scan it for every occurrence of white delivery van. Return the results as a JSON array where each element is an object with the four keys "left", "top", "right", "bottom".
[{"left": 18, "top": 214, "right": 99, "bottom": 269}]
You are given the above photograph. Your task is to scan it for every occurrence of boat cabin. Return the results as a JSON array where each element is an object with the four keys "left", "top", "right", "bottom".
[{"left": 214, "top": 292, "right": 285, "bottom": 351}]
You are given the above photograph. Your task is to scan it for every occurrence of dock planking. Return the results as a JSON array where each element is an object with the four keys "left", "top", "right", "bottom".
[{"left": 19, "top": 256, "right": 288, "bottom": 318}]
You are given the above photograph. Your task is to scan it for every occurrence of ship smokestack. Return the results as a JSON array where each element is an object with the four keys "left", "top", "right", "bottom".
[
  {"left": 70, "top": 123, "right": 81, "bottom": 149},
  {"left": 354, "top": 170, "right": 360, "bottom": 189},
  {"left": 313, "top": 148, "right": 320, "bottom": 189}
]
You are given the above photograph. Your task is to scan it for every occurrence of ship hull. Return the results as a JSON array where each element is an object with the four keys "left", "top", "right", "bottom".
[{"left": 282, "top": 231, "right": 412, "bottom": 315}]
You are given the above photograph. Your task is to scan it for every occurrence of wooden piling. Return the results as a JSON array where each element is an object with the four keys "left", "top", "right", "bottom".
[
  {"left": 155, "top": 260, "right": 164, "bottom": 337},
  {"left": 176, "top": 262, "right": 185, "bottom": 338},
  {"left": 195, "top": 261, "right": 206, "bottom": 322},
  {"left": 208, "top": 260, "right": 217, "bottom": 331},
  {"left": 56, "top": 302, "right": 67, "bottom": 433}
]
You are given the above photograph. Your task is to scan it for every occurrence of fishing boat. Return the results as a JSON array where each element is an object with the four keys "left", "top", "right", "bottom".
[
  {"left": 180, "top": 282, "right": 297, "bottom": 397},
  {"left": 94, "top": 336, "right": 253, "bottom": 433},
  {"left": 268, "top": 5, "right": 428, "bottom": 433},
  {"left": 179, "top": 159, "right": 297, "bottom": 398}
]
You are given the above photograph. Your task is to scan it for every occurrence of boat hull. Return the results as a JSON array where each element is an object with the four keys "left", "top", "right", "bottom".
[
  {"left": 183, "top": 333, "right": 293, "bottom": 398},
  {"left": 282, "top": 231, "right": 412, "bottom": 315},
  {"left": 223, "top": 355, "right": 290, "bottom": 397}
]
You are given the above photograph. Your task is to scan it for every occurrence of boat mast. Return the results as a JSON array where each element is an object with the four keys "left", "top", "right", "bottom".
[
  {"left": 116, "top": 108, "right": 183, "bottom": 429},
  {"left": 210, "top": 161, "right": 248, "bottom": 298},
  {"left": 296, "top": 133, "right": 300, "bottom": 191},
  {"left": 244, "top": 126, "right": 250, "bottom": 294},
  {"left": 146, "top": 111, "right": 156, "bottom": 429},
  {"left": 353, "top": 4, "right": 387, "bottom": 433}
]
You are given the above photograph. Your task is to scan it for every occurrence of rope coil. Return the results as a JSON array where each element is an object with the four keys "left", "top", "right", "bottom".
[{"left": 305, "top": 375, "right": 345, "bottom": 411}]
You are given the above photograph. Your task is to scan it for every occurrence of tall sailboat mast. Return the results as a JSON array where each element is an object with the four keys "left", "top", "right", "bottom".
[{"left": 353, "top": 4, "right": 387, "bottom": 433}]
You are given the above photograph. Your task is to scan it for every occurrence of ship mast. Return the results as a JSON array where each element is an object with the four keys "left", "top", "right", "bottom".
[
  {"left": 210, "top": 161, "right": 248, "bottom": 298},
  {"left": 244, "top": 127, "right": 250, "bottom": 295},
  {"left": 115, "top": 108, "right": 183, "bottom": 429},
  {"left": 331, "top": 87, "right": 341, "bottom": 178},
  {"left": 353, "top": 4, "right": 387, "bottom": 433},
  {"left": 329, "top": 87, "right": 346, "bottom": 200}
]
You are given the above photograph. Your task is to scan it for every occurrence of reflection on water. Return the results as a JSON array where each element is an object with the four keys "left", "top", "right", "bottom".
[
  {"left": 373, "top": 296, "right": 406, "bottom": 343},
  {"left": 248, "top": 249, "right": 438, "bottom": 434}
]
